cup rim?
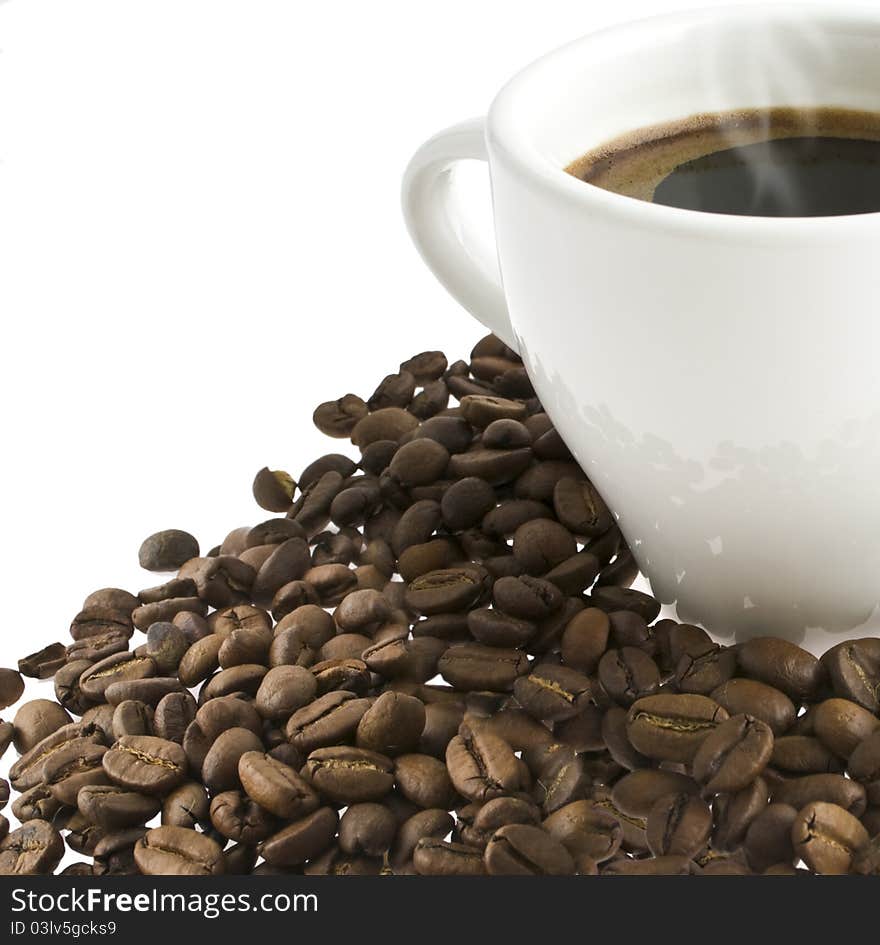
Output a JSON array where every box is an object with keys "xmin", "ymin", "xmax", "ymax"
[{"xmin": 487, "ymin": 2, "xmax": 880, "ymax": 241}]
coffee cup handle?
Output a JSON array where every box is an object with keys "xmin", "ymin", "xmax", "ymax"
[{"xmin": 402, "ymin": 117, "xmax": 518, "ymax": 352}]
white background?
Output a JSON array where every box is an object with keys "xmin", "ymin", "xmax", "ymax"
[{"xmin": 0, "ymin": 0, "xmax": 791, "ymax": 806}]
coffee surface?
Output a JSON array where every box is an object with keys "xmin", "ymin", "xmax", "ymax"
[{"xmin": 566, "ymin": 107, "xmax": 880, "ymax": 216}]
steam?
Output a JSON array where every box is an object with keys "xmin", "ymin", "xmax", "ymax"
[{"xmin": 692, "ymin": 13, "xmax": 836, "ymax": 216}]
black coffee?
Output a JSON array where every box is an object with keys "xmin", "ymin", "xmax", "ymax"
[{"xmin": 566, "ymin": 107, "xmax": 880, "ymax": 216}]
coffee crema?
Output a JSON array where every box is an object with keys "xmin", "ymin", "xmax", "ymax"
[{"xmin": 566, "ymin": 107, "xmax": 880, "ymax": 217}]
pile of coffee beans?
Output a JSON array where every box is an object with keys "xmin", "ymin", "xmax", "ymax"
[{"xmin": 1, "ymin": 334, "xmax": 880, "ymax": 876}]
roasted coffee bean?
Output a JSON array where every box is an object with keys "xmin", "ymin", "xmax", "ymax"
[
  {"xmin": 822, "ymin": 638, "xmax": 880, "ymax": 712},
  {"xmin": 10, "ymin": 784, "xmax": 63, "ymax": 824},
  {"xmin": 271, "ymin": 581, "xmax": 320, "ymax": 620},
  {"xmin": 513, "ymin": 664, "xmax": 591, "ymax": 722},
  {"xmin": 646, "ymin": 792, "xmax": 712, "ymax": 858},
  {"xmin": 772, "ymin": 773, "xmax": 866, "ymax": 816},
  {"xmin": 458, "ymin": 394, "xmax": 527, "ymax": 429},
  {"xmin": 467, "ymin": 608, "xmax": 535, "ymax": 648},
  {"xmin": 133, "ymin": 598, "xmax": 208, "ymax": 632},
  {"xmin": 675, "ymin": 644, "xmax": 737, "ymax": 695},
  {"xmin": 560, "ymin": 608, "xmax": 610, "ymax": 674},
  {"xmin": 387, "ymin": 438, "xmax": 449, "ymax": 487},
  {"xmin": 771, "ymin": 735, "xmax": 840, "ymax": 775},
  {"xmin": 134, "ymin": 825, "xmax": 225, "ymax": 875},
  {"xmin": 305, "ymin": 746, "xmax": 394, "ymax": 803},
  {"xmin": 311, "ymin": 656, "xmax": 371, "ymax": 693},
  {"xmin": 312, "ymin": 530, "xmax": 360, "ymax": 568},
  {"xmin": 0, "ymin": 820, "xmax": 64, "ymax": 875},
  {"xmin": 178, "ymin": 635, "xmax": 223, "ymax": 687},
  {"xmin": 162, "ymin": 781, "xmax": 210, "ymax": 828},
  {"xmin": 103, "ymin": 735, "xmax": 187, "ymax": 795},
  {"xmin": 848, "ymin": 730, "xmax": 880, "ymax": 805},
  {"xmin": 251, "ymin": 539, "xmax": 311, "ymax": 605},
  {"xmin": 286, "ymin": 691, "xmax": 371, "ymax": 752},
  {"xmin": 356, "ymin": 691, "xmax": 425, "ymax": 756},
  {"xmin": 405, "ymin": 566, "xmax": 487, "ymax": 615},
  {"xmin": 334, "ymin": 589, "xmax": 391, "ymax": 633},
  {"xmin": 440, "ymin": 477, "xmax": 496, "ymax": 531},
  {"xmin": 238, "ymin": 751, "xmax": 318, "ymax": 819},
  {"xmin": 106, "ymin": 677, "xmax": 185, "ymax": 707},
  {"xmin": 481, "ymin": 418, "xmax": 531, "ymax": 450},
  {"xmin": 590, "ymin": 587, "xmax": 661, "ymax": 623},
  {"xmin": 209, "ymin": 790, "xmax": 276, "ymax": 844},
  {"xmin": 713, "ymin": 777, "xmax": 770, "ymax": 851},
  {"xmin": 553, "ymin": 477, "xmax": 612, "ymax": 537},
  {"xmin": 597, "ymin": 648, "xmax": 660, "ymax": 707},
  {"xmin": 391, "ymin": 809, "xmax": 454, "ymax": 866},
  {"xmin": 710, "ymin": 678, "xmax": 796, "ymax": 736},
  {"xmin": 260, "ymin": 807, "xmax": 339, "ymax": 868},
  {"xmin": 419, "ymin": 702, "xmax": 466, "ymax": 757},
  {"xmin": 67, "ymin": 629, "xmax": 130, "ymax": 664},
  {"xmin": 626, "ymin": 694, "xmax": 728, "ymax": 763},
  {"xmin": 413, "ymin": 837, "xmax": 486, "ymax": 876},
  {"xmin": 171, "ymin": 610, "xmax": 210, "ymax": 646},
  {"xmin": 12, "ymin": 699, "xmax": 72, "ymax": 755},
  {"xmin": 692, "ymin": 714, "xmax": 774, "ymax": 795},
  {"xmin": 252, "ymin": 467, "xmax": 297, "ymax": 513},
  {"xmin": 542, "ymin": 800, "xmax": 622, "ymax": 862},
  {"xmin": 137, "ymin": 577, "xmax": 198, "ymax": 605},
  {"xmin": 43, "ymin": 740, "xmax": 109, "ymax": 805},
  {"xmin": 77, "ymin": 784, "xmax": 161, "ymax": 829},
  {"xmin": 399, "ymin": 350, "xmax": 448, "ymax": 383},
  {"xmin": 144, "ymin": 622, "xmax": 188, "ymax": 675},
  {"xmin": 813, "ymin": 697, "xmax": 880, "ymax": 758},
  {"xmin": 54, "ymin": 660, "xmax": 96, "ymax": 715},
  {"xmin": 484, "ymin": 823, "xmax": 575, "ymax": 875},
  {"xmin": 737, "ymin": 637, "xmax": 824, "ymax": 702},
  {"xmin": 445, "ymin": 724, "xmax": 518, "ymax": 802},
  {"xmin": 511, "ymin": 519, "xmax": 576, "ymax": 575},
  {"xmin": 601, "ymin": 706, "xmax": 650, "ymax": 770},
  {"xmin": 82, "ymin": 587, "xmax": 139, "ymax": 613},
  {"xmin": 515, "ymin": 462, "xmax": 582, "ymax": 503},
  {"xmin": 153, "ymin": 691, "xmax": 197, "ymax": 743},
  {"xmin": 852, "ymin": 834, "xmax": 880, "ymax": 876},
  {"xmin": 350, "ymin": 407, "xmax": 418, "ymax": 448},
  {"xmin": 492, "ymin": 575, "xmax": 562, "ymax": 621},
  {"xmin": 338, "ymin": 803, "xmax": 397, "ymax": 857},
  {"xmin": 458, "ymin": 796, "xmax": 541, "ymax": 850},
  {"xmin": 313, "ymin": 395, "xmax": 369, "ymax": 438},
  {"xmin": 483, "ymin": 501, "xmax": 551, "ymax": 540},
  {"xmin": 18, "ymin": 644, "xmax": 67, "ymax": 680},
  {"xmin": 10, "ymin": 722, "xmax": 105, "ymax": 791},
  {"xmin": 80, "ymin": 704, "xmax": 115, "ymax": 741},
  {"xmin": 438, "ymin": 642, "xmax": 529, "ymax": 692},
  {"xmin": 138, "ymin": 530, "xmax": 199, "ymax": 572},
  {"xmin": 611, "ymin": 769, "xmax": 701, "ymax": 819},
  {"xmin": 544, "ymin": 550, "xmax": 600, "ymax": 595},
  {"xmin": 599, "ymin": 854, "xmax": 690, "ymax": 876},
  {"xmin": 112, "ymin": 700, "xmax": 154, "ymax": 739},
  {"xmin": 555, "ymin": 704, "xmax": 605, "ymax": 753},
  {"xmin": 394, "ymin": 753, "xmax": 456, "ymax": 809},
  {"xmin": 532, "ymin": 747, "xmax": 589, "ymax": 814},
  {"xmin": 792, "ymin": 801, "xmax": 869, "ymax": 875},
  {"xmin": 255, "ymin": 665, "xmax": 317, "ymax": 720},
  {"xmin": 447, "ymin": 448, "xmax": 533, "ymax": 486},
  {"xmin": 201, "ymin": 728, "xmax": 264, "ymax": 793},
  {"xmin": 367, "ymin": 371, "xmax": 415, "ymax": 411},
  {"xmin": 69, "ymin": 606, "xmax": 134, "ymax": 642}
]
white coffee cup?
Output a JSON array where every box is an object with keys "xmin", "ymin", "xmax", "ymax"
[{"xmin": 402, "ymin": 4, "xmax": 880, "ymax": 650}]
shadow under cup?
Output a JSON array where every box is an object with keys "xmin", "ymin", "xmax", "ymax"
[{"xmin": 486, "ymin": 6, "xmax": 880, "ymax": 650}]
